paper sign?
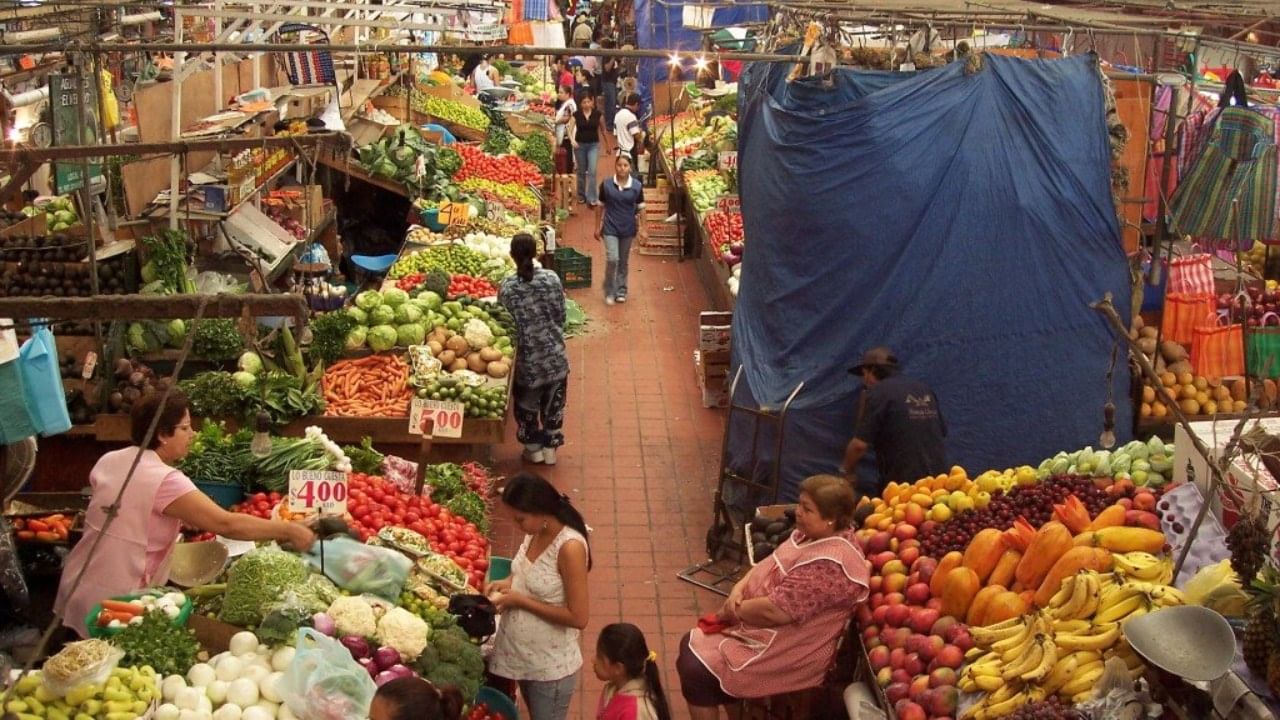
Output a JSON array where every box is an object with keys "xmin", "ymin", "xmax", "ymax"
[
  {"xmin": 81, "ymin": 351, "xmax": 97, "ymax": 380},
  {"xmin": 716, "ymin": 195, "xmax": 741, "ymax": 214},
  {"xmin": 288, "ymin": 470, "xmax": 349, "ymax": 514},
  {"xmin": 409, "ymin": 396, "xmax": 465, "ymax": 438},
  {"xmin": 440, "ymin": 202, "xmax": 470, "ymax": 226},
  {"xmin": 717, "ymin": 151, "xmax": 738, "ymax": 171}
]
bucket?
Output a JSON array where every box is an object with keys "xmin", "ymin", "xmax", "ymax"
[
  {"xmin": 487, "ymin": 556, "xmax": 512, "ymax": 583},
  {"xmin": 196, "ymin": 481, "xmax": 244, "ymax": 509},
  {"xmin": 474, "ymin": 687, "xmax": 519, "ymax": 720},
  {"xmin": 420, "ymin": 207, "xmax": 447, "ymax": 232}
]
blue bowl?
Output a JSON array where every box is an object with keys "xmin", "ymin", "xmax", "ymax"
[
  {"xmin": 474, "ymin": 687, "xmax": 519, "ymax": 720},
  {"xmin": 420, "ymin": 207, "xmax": 448, "ymax": 232}
]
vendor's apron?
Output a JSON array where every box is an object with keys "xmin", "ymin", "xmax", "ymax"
[
  {"xmin": 689, "ymin": 531, "xmax": 868, "ymax": 699},
  {"xmin": 54, "ymin": 448, "xmax": 181, "ymax": 637}
]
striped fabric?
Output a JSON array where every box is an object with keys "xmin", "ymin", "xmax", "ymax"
[
  {"xmin": 523, "ymin": 0, "xmax": 548, "ymax": 22},
  {"xmin": 276, "ymin": 25, "xmax": 336, "ymax": 86},
  {"xmin": 1170, "ymin": 107, "xmax": 1277, "ymax": 248}
]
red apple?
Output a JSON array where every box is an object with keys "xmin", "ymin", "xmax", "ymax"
[
  {"xmin": 884, "ymin": 627, "xmax": 912, "ymax": 650},
  {"xmin": 898, "ymin": 546, "xmax": 921, "ymax": 567},
  {"xmin": 905, "ymin": 633, "xmax": 930, "ymax": 656},
  {"xmin": 885, "ymin": 604, "xmax": 911, "ymax": 628},
  {"xmin": 868, "ymin": 646, "xmax": 891, "ymax": 671},
  {"xmin": 885, "ymin": 682, "xmax": 911, "ymax": 704},
  {"xmin": 865, "ymin": 635, "xmax": 883, "ymax": 650},
  {"xmin": 871, "ymin": 605, "xmax": 889, "ymax": 625},
  {"xmin": 869, "ymin": 592, "xmax": 885, "ymax": 609},
  {"xmin": 928, "ymin": 667, "xmax": 957, "ymax": 688},
  {"xmin": 909, "ymin": 607, "xmax": 940, "ymax": 635},
  {"xmin": 890, "ymin": 668, "xmax": 912, "ymax": 685},
  {"xmin": 872, "ymin": 551, "xmax": 897, "ymax": 570},
  {"xmin": 876, "ymin": 667, "xmax": 893, "ymax": 687},
  {"xmin": 935, "ymin": 645, "xmax": 964, "ymax": 670},
  {"xmin": 927, "ymin": 686, "xmax": 959, "ymax": 716},
  {"xmin": 908, "ymin": 674, "xmax": 931, "ymax": 704},
  {"xmin": 920, "ymin": 520, "xmax": 938, "ymax": 535},
  {"xmin": 894, "ymin": 523, "xmax": 918, "ymax": 541},
  {"xmin": 930, "ymin": 616, "xmax": 958, "ymax": 638},
  {"xmin": 885, "ymin": 592, "xmax": 906, "ymax": 606},
  {"xmin": 912, "ymin": 557, "xmax": 939, "ymax": 585},
  {"xmin": 863, "ymin": 625, "xmax": 881, "ymax": 642},
  {"xmin": 950, "ymin": 629, "xmax": 974, "ymax": 652},
  {"xmin": 922, "ymin": 635, "xmax": 945, "ymax": 661},
  {"xmin": 894, "ymin": 700, "xmax": 927, "ymax": 720},
  {"xmin": 905, "ymin": 583, "xmax": 932, "ymax": 606},
  {"xmin": 866, "ymin": 531, "xmax": 893, "ymax": 554},
  {"xmin": 925, "ymin": 597, "xmax": 943, "ymax": 611},
  {"xmin": 889, "ymin": 647, "xmax": 907, "ymax": 670},
  {"xmin": 943, "ymin": 623, "xmax": 968, "ymax": 645},
  {"xmin": 903, "ymin": 652, "xmax": 925, "ymax": 676}
]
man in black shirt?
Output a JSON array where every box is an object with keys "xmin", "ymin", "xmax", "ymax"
[{"xmin": 840, "ymin": 347, "xmax": 948, "ymax": 496}]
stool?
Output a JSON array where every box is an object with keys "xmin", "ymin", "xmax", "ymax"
[{"xmin": 349, "ymin": 253, "xmax": 398, "ymax": 287}]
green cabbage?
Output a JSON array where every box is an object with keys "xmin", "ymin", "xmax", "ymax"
[
  {"xmin": 416, "ymin": 291, "xmax": 443, "ymax": 310},
  {"xmin": 368, "ymin": 325, "xmax": 398, "ymax": 352},
  {"xmin": 383, "ymin": 288, "xmax": 410, "ymax": 307},
  {"xmin": 238, "ymin": 351, "xmax": 263, "ymax": 375},
  {"xmin": 346, "ymin": 326, "xmax": 368, "ymax": 350},
  {"xmin": 370, "ymin": 305, "xmax": 396, "ymax": 326},
  {"xmin": 1147, "ymin": 435, "xmax": 1165, "ymax": 457},
  {"xmin": 347, "ymin": 306, "xmax": 369, "ymax": 325},
  {"xmin": 397, "ymin": 323, "xmax": 426, "ymax": 347},
  {"xmin": 355, "ymin": 290, "xmax": 383, "ymax": 310},
  {"xmin": 232, "ymin": 371, "xmax": 257, "ymax": 389},
  {"xmin": 394, "ymin": 303, "xmax": 423, "ymax": 325}
]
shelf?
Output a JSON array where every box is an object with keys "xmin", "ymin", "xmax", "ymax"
[
  {"xmin": 92, "ymin": 410, "xmax": 507, "ymax": 446},
  {"xmin": 317, "ymin": 154, "xmax": 411, "ymax": 198},
  {"xmin": 150, "ymin": 157, "xmax": 299, "ymax": 221}
]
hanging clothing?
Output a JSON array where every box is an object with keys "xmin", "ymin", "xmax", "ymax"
[
  {"xmin": 54, "ymin": 448, "xmax": 197, "ymax": 637},
  {"xmin": 1169, "ymin": 106, "xmax": 1277, "ymax": 248}
]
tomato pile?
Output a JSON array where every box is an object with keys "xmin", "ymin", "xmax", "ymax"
[
  {"xmin": 348, "ymin": 472, "xmax": 490, "ymax": 589},
  {"xmin": 396, "ymin": 273, "xmax": 426, "ymax": 292},
  {"xmin": 454, "ymin": 144, "xmax": 543, "ymax": 186},
  {"xmin": 11, "ymin": 513, "xmax": 74, "ymax": 542},
  {"xmin": 705, "ymin": 209, "xmax": 744, "ymax": 246},
  {"xmin": 467, "ymin": 703, "xmax": 503, "ymax": 720},
  {"xmin": 448, "ymin": 274, "xmax": 498, "ymax": 299},
  {"xmin": 230, "ymin": 491, "xmax": 285, "ymax": 519}
]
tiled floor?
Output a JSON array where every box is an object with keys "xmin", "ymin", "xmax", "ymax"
[{"xmin": 486, "ymin": 157, "xmax": 728, "ymax": 719}]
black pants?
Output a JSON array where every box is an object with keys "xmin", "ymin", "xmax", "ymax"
[{"xmin": 514, "ymin": 378, "xmax": 568, "ymax": 449}]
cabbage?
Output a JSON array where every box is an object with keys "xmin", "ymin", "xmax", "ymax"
[
  {"xmin": 232, "ymin": 371, "xmax": 257, "ymax": 389},
  {"xmin": 355, "ymin": 291, "xmax": 383, "ymax": 310},
  {"xmin": 417, "ymin": 291, "xmax": 443, "ymax": 310},
  {"xmin": 346, "ymin": 326, "xmax": 368, "ymax": 350},
  {"xmin": 394, "ymin": 303, "xmax": 423, "ymax": 325},
  {"xmin": 1093, "ymin": 450, "xmax": 1112, "ymax": 477},
  {"xmin": 1147, "ymin": 435, "xmax": 1165, "ymax": 457},
  {"xmin": 368, "ymin": 325, "xmax": 398, "ymax": 352},
  {"xmin": 238, "ymin": 351, "xmax": 263, "ymax": 375},
  {"xmin": 370, "ymin": 305, "xmax": 396, "ymax": 326},
  {"xmin": 168, "ymin": 319, "xmax": 187, "ymax": 345},
  {"xmin": 346, "ymin": 306, "xmax": 369, "ymax": 325},
  {"xmin": 383, "ymin": 288, "xmax": 409, "ymax": 307},
  {"xmin": 396, "ymin": 324, "xmax": 426, "ymax": 347},
  {"xmin": 1111, "ymin": 452, "xmax": 1132, "ymax": 474}
]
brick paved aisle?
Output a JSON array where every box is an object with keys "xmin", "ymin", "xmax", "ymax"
[{"xmin": 486, "ymin": 158, "xmax": 727, "ymax": 719}]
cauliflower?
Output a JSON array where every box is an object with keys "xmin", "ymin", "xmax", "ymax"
[
  {"xmin": 375, "ymin": 607, "xmax": 430, "ymax": 661},
  {"xmin": 327, "ymin": 596, "xmax": 377, "ymax": 638},
  {"xmin": 463, "ymin": 318, "xmax": 494, "ymax": 349}
]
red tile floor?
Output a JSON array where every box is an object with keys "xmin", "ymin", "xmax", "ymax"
[{"xmin": 484, "ymin": 156, "xmax": 728, "ymax": 719}]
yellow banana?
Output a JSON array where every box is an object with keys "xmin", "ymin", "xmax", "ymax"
[
  {"xmin": 997, "ymin": 629, "xmax": 1035, "ymax": 663},
  {"xmin": 1061, "ymin": 665, "xmax": 1105, "ymax": 696},
  {"xmin": 960, "ymin": 676, "xmax": 978, "ymax": 693},
  {"xmin": 1053, "ymin": 619, "xmax": 1091, "ymax": 634},
  {"xmin": 1076, "ymin": 573, "xmax": 1102, "ymax": 619},
  {"xmin": 1002, "ymin": 637, "xmax": 1044, "ymax": 681},
  {"xmin": 1048, "ymin": 573, "xmax": 1079, "ymax": 610},
  {"xmin": 1071, "ymin": 690, "xmax": 1096, "ymax": 704},
  {"xmin": 1055, "ymin": 624, "xmax": 1121, "ymax": 652},
  {"xmin": 1051, "ymin": 573, "xmax": 1088, "ymax": 619},
  {"xmin": 1042, "ymin": 654, "xmax": 1078, "ymax": 695},
  {"xmin": 1114, "ymin": 551, "xmax": 1164, "ymax": 579},
  {"xmin": 966, "ymin": 647, "xmax": 993, "ymax": 662},
  {"xmin": 1095, "ymin": 592, "xmax": 1147, "ymax": 624},
  {"xmin": 974, "ymin": 674, "xmax": 1003, "ymax": 692},
  {"xmin": 1021, "ymin": 637, "xmax": 1058, "ymax": 682},
  {"xmin": 1097, "ymin": 578, "xmax": 1136, "ymax": 608},
  {"xmin": 966, "ymin": 661, "xmax": 1004, "ymax": 679},
  {"xmin": 1066, "ymin": 650, "xmax": 1103, "ymax": 667},
  {"xmin": 972, "ymin": 619, "xmax": 1029, "ymax": 646},
  {"xmin": 1121, "ymin": 604, "xmax": 1150, "ymax": 626},
  {"xmin": 976, "ymin": 688, "xmax": 1041, "ymax": 719}
]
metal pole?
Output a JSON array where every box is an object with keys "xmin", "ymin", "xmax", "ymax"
[
  {"xmin": 0, "ymin": 132, "xmax": 347, "ymax": 162},
  {"xmin": 73, "ymin": 54, "xmax": 105, "ymax": 378},
  {"xmin": 169, "ymin": 10, "xmax": 186, "ymax": 231},
  {"xmin": 90, "ymin": 51, "xmax": 118, "ymax": 231}
]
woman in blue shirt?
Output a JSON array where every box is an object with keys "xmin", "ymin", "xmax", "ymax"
[{"xmin": 593, "ymin": 155, "xmax": 645, "ymax": 305}]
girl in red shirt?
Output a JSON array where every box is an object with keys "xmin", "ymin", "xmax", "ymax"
[{"xmin": 593, "ymin": 624, "xmax": 672, "ymax": 720}]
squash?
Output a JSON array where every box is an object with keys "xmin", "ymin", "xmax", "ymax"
[
  {"xmin": 930, "ymin": 551, "xmax": 964, "ymax": 597},
  {"xmin": 1015, "ymin": 521, "xmax": 1073, "ymax": 591},
  {"xmin": 938, "ymin": 567, "xmax": 981, "ymax": 620},
  {"xmin": 966, "ymin": 584, "xmax": 1007, "ymax": 626},
  {"xmin": 987, "ymin": 549, "xmax": 1022, "ymax": 588},
  {"xmin": 981, "ymin": 591, "xmax": 1029, "ymax": 625},
  {"xmin": 1033, "ymin": 547, "xmax": 1115, "ymax": 607},
  {"xmin": 962, "ymin": 528, "xmax": 1006, "ymax": 583},
  {"xmin": 1074, "ymin": 527, "xmax": 1166, "ymax": 554}
]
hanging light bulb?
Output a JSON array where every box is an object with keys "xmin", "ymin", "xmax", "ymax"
[
  {"xmin": 668, "ymin": 53, "xmax": 682, "ymax": 67},
  {"xmin": 250, "ymin": 411, "xmax": 273, "ymax": 458},
  {"xmin": 694, "ymin": 55, "xmax": 709, "ymax": 71},
  {"xmin": 1098, "ymin": 401, "xmax": 1117, "ymax": 449}
]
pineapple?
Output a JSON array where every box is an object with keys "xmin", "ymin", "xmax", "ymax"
[
  {"xmin": 1244, "ymin": 566, "xmax": 1280, "ymax": 677},
  {"xmin": 1269, "ymin": 653, "xmax": 1280, "ymax": 697},
  {"xmin": 1227, "ymin": 509, "xmax": 1269, "ymax": 586}
]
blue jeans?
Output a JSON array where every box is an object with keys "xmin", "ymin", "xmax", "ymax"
[
  {"xmin": 574, "ymin": 143, "xmax": 599, "ymax": 204},
  {"xmin": 519, "ymin": 674, "xmax": 577, "ymax": 720},
  {"xmin": 603, "ymin": 82, "xmax": 618, "ymax": 127},
  {"xmin": 603, "ymin": 233, "xmax": 634, "ymax": 299}
]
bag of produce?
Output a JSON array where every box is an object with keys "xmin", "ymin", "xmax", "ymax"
[
  {"xmin": 280, "ymin": 628, "xmax": 377, "ymax": 720},
  {"xmin": 305, "ymin": 536, "xmax": 413, "ymax": 601}
]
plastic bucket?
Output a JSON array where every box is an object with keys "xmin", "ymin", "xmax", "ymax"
[
  {"xmin": 487, "ymin": 556, "xmax": 512, "ymax": 583},
  {"xmin": 196, "ymin": 481, "xmax": 244, "ymax": 509},
  {"xmin": 474, "ymin": 687, "xmax": 519, "ymax": 720}
]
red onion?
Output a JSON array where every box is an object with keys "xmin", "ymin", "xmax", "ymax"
[
  {"xmin": 387, "ymin": 664, "xmax": 415, "ymax": 679},
  {"xmin": 373, "ymin": 646, "xmax": 402, "ymax": 671},
  {"xmin": 340, "ymin": 635, "xmax": 371, "ymax": 660},
  {"xmin": 311, "ymin": 613, "xmax": 336, "ymax": 636},
  {"xmin": 375, "ymin": 670, "xmax": 398, "ymax": 687}
]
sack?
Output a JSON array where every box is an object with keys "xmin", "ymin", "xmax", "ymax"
[
  {"xmin": 448, "ymin": 593, "xmax": 497, "ymax": 638},
  {"xmin": 280, "ymin": 628, "xmax": 377, "ymax": 720},
  {"xmin": 304, "ymin": 536, "xmax": 412, "ymax": 601},
  {"xmin": 1161, "ymin": 293, "xmax": 1217, "ymax": 345},
  {"xmin": 1191, "ymin": 314, "xmax": 1245, "ymax": 380},
  {"xmin": 1248, "ymin": 312, "xmax": 1280, "ymax": 378},
  {"xmin": 1168, "ymin": 252, "xmax": 1215, "ymax": 295},
  {"xmin": 19, "ymin": 324, "xmax": 70, "ymax": 436}
]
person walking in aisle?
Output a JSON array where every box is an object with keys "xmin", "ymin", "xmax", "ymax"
[
  {"xmin": 487, "ymin": 473, "xmax": 592, "ymax": 720},
  {"xmin": 553, "ymin": 84, "xmax": 577, "ymax": 175},
  {"xmin": 599, "ymin": 40, "xmax": 623, "ymax": 138},
  {"xmin": 569, "ymin": 93, "xmax": 604, "ymax": 207},
  {"xmin": 613, "ymin": 93, "xmax": 645, "ymax": 179},
  {"xmin": 595, "ymin": 155, "xmax": 645, "ymax": 305},
  {"xmin": 498, "ymin": 234, "xmax": 569, "ymax": 465}
]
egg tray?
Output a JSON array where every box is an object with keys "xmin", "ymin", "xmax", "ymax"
[{"xmin": 1159, "ymin": 483, "xmax": 1230, "ymax": 588}]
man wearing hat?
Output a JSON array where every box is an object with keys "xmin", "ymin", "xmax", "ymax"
[{"xmin": 840, "ymin": 347, "xmax": 948, "ymax": 496}]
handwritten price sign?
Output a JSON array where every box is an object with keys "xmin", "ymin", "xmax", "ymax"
[
  {"xmin": 716, "ymin": 195, "xmax": 741, "ymax": 213},
  {"xmin": 717, "ymin": 151, "xmax": 738, "ymax": 171},
  {"xmin": 409, "ymin": 397, "xmax": 465, "ymax": 438},
  {"xmin": 288, "ymin": 470, "xmax": 349, "ymax": 514},
  {"xmin": 441, "ymin": 202, "xmax": 470, "ymax": 226}
]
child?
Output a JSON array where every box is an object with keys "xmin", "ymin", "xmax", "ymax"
[{"xmin": 593, "ymin": 623, "xmax": 672, "ymax": 720}]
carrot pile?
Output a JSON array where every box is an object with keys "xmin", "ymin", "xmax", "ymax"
[
  {"xmin": 323, "ymin": 353, "xmax": 414, "ymax": 417},
  {"xmin": 11, "ymin": 513, "xmax": 74, "ymax": 542},
  {"xmin": 95, "ymin": 599, "xmax": 145, "ymax": 627}
]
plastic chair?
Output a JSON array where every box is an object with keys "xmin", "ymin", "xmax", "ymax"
[
  {"xmin": 349, "ymin": 254, "xmax": 398, "ymax": 286},
  {"xmin": 474, "ymin": 687, "xmax": 519, "ymax": 720}
]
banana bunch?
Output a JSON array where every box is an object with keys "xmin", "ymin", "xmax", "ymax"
[{"xmin": 1113, "ymin": 551, "xmax": 1174, "ymax": 584}]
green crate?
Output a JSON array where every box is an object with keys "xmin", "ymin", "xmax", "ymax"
[
  {"xmin": 551, "ymin": 247, "xmax": 592, "ymax": 289},
  {"xmin": 86, "ymin": 589, "xmax": 194, "ymax": 638}
]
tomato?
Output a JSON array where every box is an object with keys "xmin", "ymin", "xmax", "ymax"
[{"xmin": 405, "ymin": 512, "xmax": 420, "ymax": 523}]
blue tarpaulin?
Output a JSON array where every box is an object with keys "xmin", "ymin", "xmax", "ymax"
[
  {"xmin": 632, "ymin": 0, "xmax": 767, "ymax": 110},
  {"xmin": 726, "ymin": 53, "xmax": 1133, "ymax": 503}
]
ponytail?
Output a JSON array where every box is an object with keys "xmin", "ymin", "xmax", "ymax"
[
  {"xmin": 597, "ymin": 624, "xmax": 672, "ymax": 720},
  {"xmin": 642, "ymin": 655, "xmax": 673, "ymax": 720},
  {"xmin": 554, "ymin": 494, "xmax": 593, "ymax": 570},
  {"xmin": 501, "ymin": 472, "xmax": 592, "ymax": 570},
  {"xmin": 510, "ymin": 233, "xmax": 537, "ymax": 282}
]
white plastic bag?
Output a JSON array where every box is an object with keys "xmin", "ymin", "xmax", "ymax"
[{"xmin": 280, "ymin": 628, "xmax": 377, "ymax": 720}]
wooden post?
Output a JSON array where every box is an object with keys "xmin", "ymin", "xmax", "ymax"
[{"xmin": 414, "ymin": 416, "xmax": 435, "ymax": 496}]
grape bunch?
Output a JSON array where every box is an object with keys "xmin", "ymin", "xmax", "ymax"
[
  {"xmin": 920, "ymin": 477, "xmax": 1111, "ymax": 556},
  {"xmin": 1005, "ymin": 698, "xmax": 1088, "ymax": 719}
]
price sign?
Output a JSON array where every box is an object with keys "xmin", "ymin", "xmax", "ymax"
[
  {"xmin": 288, "ymin": 470, "xmax": 349, "ymax": 514},
  {"xmin": 717, "ymin": 151, "xmax": 738, "ymax": 171},
  {"xmin": 441, "ymin": 202, "xmax": 470, "ymax": 226},
  {"xmin": 48, "ymin": 72, "xmax": 104, "ymax": 193},
  {"xmin": 409, "ymin": 397, "xmax": 465, "ymax": 438},
  {"xmin": 716, "ymin": 195, "xmax": 741, "ymax": 214}
]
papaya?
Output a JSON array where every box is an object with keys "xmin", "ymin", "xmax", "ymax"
[
  {"xmin": 1032, "ymin": 547, "xmax": 1115, "ymax": 607},
  {"xmin": 967, "ymin": 584, "xmax": 1007, "ymax": 626},
  {"xmin": 1075, "ymin": 526, "xmax": 1166, "ymax": 553},
  {"xmin": 930, "ymin": 551, "xmax": 964, "ymax": 597},
  {"xmin": 988, "ymin": 549, "xmax": 1022, "ymax": 588},
  {"xmin": 981, "ymin": 590, "xmax": 1029, "ymax": 625},
  {"xmin": 962, "ymin": 528, "xmax": 1006, "ymax": 584},
  {"xmin": 1085, "ymin": 504, "xmax": 1126, "ymax": 531},
  {"xmin": 1015, "ymin": 521, "xmax": 1073, "ymax": 591},
  {"xmin": 939, "ymin": 566, "xmax": 981, "ymax": 620}
]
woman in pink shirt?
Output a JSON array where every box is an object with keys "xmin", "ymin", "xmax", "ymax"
[{"xmin": 55, "ymin": 390, "xmax": 315, "ymax": 637}]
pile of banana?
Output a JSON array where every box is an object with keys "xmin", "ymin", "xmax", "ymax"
[{"xmin": 959, "ymin": 561, "xmax": 1185, "ymax": 718}]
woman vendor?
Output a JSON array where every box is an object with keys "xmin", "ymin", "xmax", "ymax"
[
  {"xmin": 55, "ymin": 390, "xmax": 315, "ymax": 637},
  {"xmin": 675, "ymin": 475, "xmax": 869, "ymax": 719}
]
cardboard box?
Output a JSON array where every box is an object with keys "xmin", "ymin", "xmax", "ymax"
[
  {"xmin": 699, "ymin": 311, "xmax": 732, "ymax": 352},
  {"xmin": 277, "ymin": 184, "xmax": 325, "ymax": 229},
  {"xmin": 202, "ymin": 184, "xmax": 232, "ymax": 213},
  {"xmin": 285, "ymin": 88, "xmax": 333, "ymax": 119}
]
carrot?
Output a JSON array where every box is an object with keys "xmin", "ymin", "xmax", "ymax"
[{"xmin": 102, "ymin": 600, "xmax": 145, "ymax": 615}]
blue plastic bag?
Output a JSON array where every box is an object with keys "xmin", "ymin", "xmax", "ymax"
[
  {"xmin": 280, "ymin": 628, "xmax": 377, "ymax": 720},
  {"xmin": 19, "ymin": 323, "xmax": 70, "ymax": 436},
  {"xmin": 304, "ymin": 536, "xmax": 412, "ymax": 601}
]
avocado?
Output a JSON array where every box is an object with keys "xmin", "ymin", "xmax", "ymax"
[{"xmin": 765, "ymin": 521, "xmax": 787, "ymax": 536}]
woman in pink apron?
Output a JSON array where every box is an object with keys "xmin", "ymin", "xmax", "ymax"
[
  {"xmin": 676, "ymin": 475, "xmax": 870, "ymax": 719},
  {"xmin": 55, "ymin": 390, "xmax": 315, "ymax": 637}
]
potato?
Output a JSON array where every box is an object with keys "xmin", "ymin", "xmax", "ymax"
[
  {"xmin": 1137, "ymin": 337, "xmax": 1158, "ymax": 356},
  {"xmin": 466, "ymin": 352, "xmax": 488, "ymax": 373},
  {"xmin": 437, "ymin": 350, "xmax": 457, "ymax": 367},
  {"xmin": 1140, "ymin": 326, "xmax": 1158, "ymax": 340},
  {"xmin": 446, "ymin": 335, "xmax": 470, "ymax": 354},
  {"xmin": 1168, "ymin": 360, "xmax": 1193, "ymax": 377},
  {"xmin": 1133, "ymin": 315, "xmax": 1146, "ymax": 331},
  {"xmin": 1162, "ymin": 341, "xmax": 1190, "ymax": 363},
  {"xmin": 479, "ymin": 347, "xmax": 503, "ymax": 362},
  {"xmin": 487, "ymin": 361, "xmax": 510, "ymax": 378},
  {"xmin": 449, "ymin": 358, "xmax": 469, "ymax": 372},
  {"xmin": 427, "ymin": 340, "xmax": 444, "ymax": 356}
]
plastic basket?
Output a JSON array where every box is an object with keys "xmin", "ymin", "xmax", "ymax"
[
  {"xmin": 86, "ymin": 590, "xmax": 195, "ymax": 638},
  {"xmin": 195, "ymin": 481, "xmax": 244, "ymax": 509},
  {"xmin": 419, "ymin": 207, "xmax": 448, "ymax": 232},
  {"xmin": 474, "ymin": 687, "xmax": 520, "ymax": 720},
  {"xmin": 551, "ymin": 247, "xmax": 592, "ymax": 289}
]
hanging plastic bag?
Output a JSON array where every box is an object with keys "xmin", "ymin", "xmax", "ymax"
[
  {"xmin": 304, "ymin": 536, "xmax": 412, "ymax": 601},
  {"xmin": 280, "ymin": 628, "xmax": 377, "ymax": 720},
  {"xmin": 19, "ymin": 323, "xmax": 71, "ymax": 436}
]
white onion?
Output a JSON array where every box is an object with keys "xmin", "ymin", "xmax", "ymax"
[
  {"xmin": 212, "ymin": 705, "xmax": 242, "ymax": 720},
  {"xmin": 241, "ymin": 707, "xmax": 274, "ymax": 720},
  {"xmin": 163, "ymin": 675, "xmax": 188, "ymax": 701},
  {"xmin": 206, "ymin": 680, "xmax": 229, "ymax": 705},
  {"xmin": 229, "ymin": 632, "xmax": 260, "ymax": 657},
  {"xmin": 227, "ymin": 678, "xmax": 260, "ymax": 708},
  {"xmin": 156, "ymin": 703, "xmax": 181, "ymax": 720},
  {"xmin": 187, "ymin": 663, "xmax": 216, "ymax": 688},
  {"xmin": 259, "ymin": 671, "xmax": 284, "ymax": 703},
  {"xmin": 215, "ymin": 657, "xmax": 244, "ymax": 683},
  {"xmin": 175, "ymin": 686, "xmax": 204, "ymax": 711}
]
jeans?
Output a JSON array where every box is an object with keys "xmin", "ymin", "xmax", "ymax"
[
  {"xmin": 574, "ymin": 143, "xmax": 599, "ymax": 204},
  {"xmin": 519, "ymin": 674, "xmax": 577, "ymax": 720},
  {"xmin": 603, "ymin": 82, "xmax": 618, "ymax": 127},
  {"xmin": 602, "ymin": 233, "xmax": 634, "ymax": 299},
  {"xmin": 514, "ymin": 378, "xmax": 568, "ymax": 449}
]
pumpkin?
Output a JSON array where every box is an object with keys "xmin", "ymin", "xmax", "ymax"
[
  {"xmin": 987, "ymin": 549, "xmax": 1022, "ymax": 588},
  {"xmin": 1033, "ymin": 546, "xmax": 1115, "ymax": 607},
  {"xmin": 966, "ymin": 584, "xmax": 1007, "ymax": 626},
  {"xmin": 930, "ymin": 551, "xmax": 964, "ymax": 597},
  {"xmin": 939, "ymin": 567, "xmax": 981, "ymax": 620},
  {"xmin": 962, "ymin": 528, "xmax": 1006, "ymax": 584},
  {"xmin": 1015, "ymin": 521, "xmax": 1073, "ymax": 591}
]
